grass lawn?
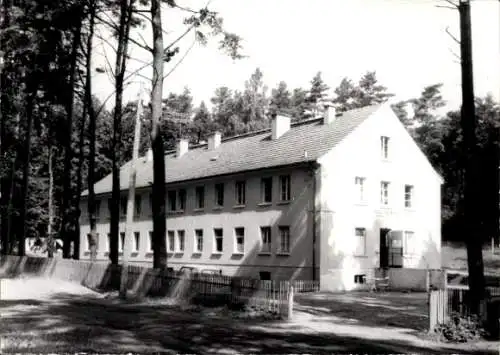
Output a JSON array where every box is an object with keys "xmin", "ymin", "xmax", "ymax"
[{"xmin": 442, "ymin": 242, "xmax": 500, "ymax": 275}]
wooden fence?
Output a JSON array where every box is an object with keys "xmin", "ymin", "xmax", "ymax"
[
  {"xmin": 0, "ymin": 255, "xmax": 296, "ymax": 318},
  {"xmin": 428, "ymin": 268, "xmax": 500, "ymax": 331}
]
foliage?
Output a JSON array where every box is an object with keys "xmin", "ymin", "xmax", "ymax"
[{"xmin": 433, "ymin": 312, "xmax": 486, "ymax": 342}]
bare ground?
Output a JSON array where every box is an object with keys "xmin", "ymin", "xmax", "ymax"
[{"xmin": 1, "ymin": 277, "xmax": 499, "ymax": 354}]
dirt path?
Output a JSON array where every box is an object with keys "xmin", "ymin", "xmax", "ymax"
[{"xmin": 0, "ymin": 279, "xmax": 498, "ymax": 354}]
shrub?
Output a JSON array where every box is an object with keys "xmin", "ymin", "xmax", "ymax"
[{"xmin": 434, "ymin": 312, "xmax": 486, "ymax": 343}]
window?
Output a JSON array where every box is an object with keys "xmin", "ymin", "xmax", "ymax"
[
  {"xmin": 380, "ymin": 181, "xmax": 389, "ymax": 206},
  {"xmin": 195, "ymin": 229, "xmax": 203, "ymax": 253},
  {"xmin": 178, "ymin": 189, "xmax": 186, "ymax": 211},
  {"xmin": 167, "ymin": 191, "xmax": 176, "ymax": 211},
  {"xmin": 278, "ymin": 226, "xmax": 290, "ymax": 254},
  {"xmin": 214, "ymin": 228, "xmax": 223, "ymax": 253},
  {"xmin": 135, "ymin": 195, "xmax": 142, "ymax": 216},
  {"xmin": 354, "ymin": 274, "xmax": 366, "ymax": 284},
  {"xmin": 279, "ymin": 175, "xmax": 291, "ymax": 201},
  {"xmin": 149, "ymin": 193, "xmax": 153, "ymax": 209},
  {"xmin": 120, "ymin": 196, "xmax": 127, "ymax": 215},
  {"xmin": 107, "ymin": 233, "xmax": 111, "ymax": 252},
  {"xmin": 235, "ymin": 181, "xmax": 246, "ymax": 205},
  {"xmin": 354, "ymin": 228, "xmax": 366, "ymax": 256},
  {"xmin": 95, "ymin": 200, "xmax": 101, "ymax": 218},
  {"xmin": 354, "ymin": 177, "xmax": 366, "ymax": 202},
  {"xmin": 167, "ymin": 230, "xmax": 175, "ymax": 252},
  {"xmin": 86, "ymin": 235, "xmax": 91, "ymax": 251},
  {"xmin": 214, "ymin": 183, "xmax": 224, "ymax": 207},
  {"xmin": 119, "ymin": 232, "xmax": 125, "ymax": 252},
  {"xmin": 108, "ymin": 198, "xmax": 112, "ymax": 213},
  {"xmin": 260, "ymin": 227, "xmax": 272, "ymax": 253},
  {"xmin": 177, "ymin": 230, "xmax": 185, "ymax": 252},
  {"xmin": 381, "ymin": 136, "xmax": 390, "ymax": 159},
  {"xmin": 234, "ymin": 227, "xmax": 245, "ymax": 254},
  {"xmin": 261, "ymin": 177, "xmax": 273, "ymax": 203},
  {"xmin": 195, "ymin": 186, "xmax": 205, "ymax": 209},
  {"xmin": 404, "ymin": 231, "xmax": 415, "ymax": 255},
  {"xmin": 259, "ymin": 271, "xmax": 271, "ymax": 280},
  {"xmin": 133, "ymin": 232, "xmax": 140, "ymax": 252},
  {"xmin": 148, "ymin": 231, "xmax": 153, "ymax": 252},
  {"xmin": 404, "ymin": 185, "xmax": 414, "ymax": 208}
]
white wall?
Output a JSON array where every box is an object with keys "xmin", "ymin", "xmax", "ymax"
[
  {"xmin": 79, "ymin": 166, "xmax": 316, "ymax": 281},
  {"xmin": 318, "ymin": 104, "xmax": 442, "ymax": 291}
]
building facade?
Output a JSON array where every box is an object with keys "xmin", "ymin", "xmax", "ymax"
[{"xmin": 79, "ymin": 103, "xmax": 443, "ymax": 291}]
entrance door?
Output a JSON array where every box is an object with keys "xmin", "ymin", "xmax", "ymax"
[{"xmin": 379, "ymin": 228, "xmax": 391, "ymax": 268}]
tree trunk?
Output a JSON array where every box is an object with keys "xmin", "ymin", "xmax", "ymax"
[
  {"xmin": 72, "ymin": 101, "xmax": 87, "ymax": 260},
  {"xmin": 85, "ymin": 0, "xmax": 98, "ymax": 263},
  {"xmin": 18, "ymin": 85, "xmax": 37, "ymax": 256},
  {"xmin": 459, "ymin": 0, "xmax": 485, "ymax": 315},
  {"xmin": 61, "ymin": 14, "xmax": 83, "ymax": 258},
  {"xmin": 109, "ymin": 0, "xmax": 133, "ymax": 265},
  {"xmin": 0, "ymin": 0, "xmax": 13, "ymax": 255},
  {"xmin": 47, "ymin": 144, "xmax": 54, "ymax": 258},
  {"xmin": 150, "ymin": 0, "xmax": 167, "ymax": 270},
  {"xmin": 120, "ymin": 85, "xmax": 143, "ymax": 299}
]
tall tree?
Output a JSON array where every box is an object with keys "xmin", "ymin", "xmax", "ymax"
[
  {"xmin": 305, "ymin": 71, "xmax": 329, "ymax": 118},
  {"xmin": 60, "ymin": 4, "xmax": 84, "ymax": 258},
  {"xmin": 269, "ymin": 81, "xmax": 291, "ymax": 117},
  {"xmin": 150, "ymin": 0, "xmax": 167, "ymax": 269}
]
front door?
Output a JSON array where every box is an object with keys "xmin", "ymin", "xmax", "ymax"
[{"xmin": 379, "ymin": 228, "xmax": 391, "ymax": 268}]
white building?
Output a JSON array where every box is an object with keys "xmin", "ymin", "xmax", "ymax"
[{"xmin": 79, "ymin": 103, "xmax": 443, "ymax": 291}]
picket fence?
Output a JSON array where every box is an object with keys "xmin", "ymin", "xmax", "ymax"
[{"xmin": 0, "ymin": 255, "xmax": 302, "ymax": 318}]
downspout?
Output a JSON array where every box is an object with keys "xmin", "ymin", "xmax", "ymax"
[{"xmin": 310, "ymin": 161, "xmax": 320, "ymax": 282}]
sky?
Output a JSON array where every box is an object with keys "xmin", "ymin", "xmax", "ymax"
[{"xmin": 92, "ymin": 0, "xmax": 500, "ymax": 113}]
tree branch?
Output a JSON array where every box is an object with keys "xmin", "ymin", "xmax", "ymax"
[
  {"xmin": 163, "ymin": 37, "xmax": 196, "ymax": 81},
  {"xmin": 445, "ymin": 26, "xmax": 461, "ymax": 45}
]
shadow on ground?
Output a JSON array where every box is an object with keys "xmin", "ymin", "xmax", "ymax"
[
  {"xmin": 294, "ymin": 291, "xmax": 429, "ymax": 331},
  {"xmin": 0, "ymin": 292, "xmax": 496, "ymax": 354}
]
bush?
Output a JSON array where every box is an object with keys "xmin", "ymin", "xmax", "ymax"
[{"xmin": 434, "ymin": 312, "xmax": 487, "ymax": 343}]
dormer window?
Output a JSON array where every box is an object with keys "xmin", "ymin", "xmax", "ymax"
[{"xmin": 380, "ymin": 136, "xmax": 390, "ymax": 160}]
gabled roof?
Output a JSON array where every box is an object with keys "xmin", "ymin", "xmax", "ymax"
[{"xmin": 84, "ymin": 104, "xmax": 382, "ymax": 196}]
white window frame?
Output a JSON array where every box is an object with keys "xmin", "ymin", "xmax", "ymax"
[
  {"xmin": 404, "ymin": 185, "xmax": 414, "ymax": 208},
  {"xmin": 278, "ymin": 226, "xmax": 290, "ymax": 254},
  {"xmin": 235, "ymin": 181, "xmax": 246, "ymax": 206},
  {"xmin": 260, "ymin": 226, "xmax": 272, "ymax": 253},
  {"xmin": 380, "ymin": 136, "xmax": 390, "ymax": 160},
  {"xmin": 354, "ymin": 227, "xmax": 367, "ymax": 256},
  {"xmin": 177, "ymin": 230, "xmax": 185, "ymax": 252},
  {"xmin": 167, "ymin": 230, "xmax": 175, "ymax": 252},
  {"xmin": 279, "ymin": 175, "xmax": 291, "ymax": 202},
  {"xmin": 234, "ymin": 227, "xmax": 245, "ymax": 254},
  {"xmin": 148, "ymin": 231, "xmax": 153, "ymax": 252},
  {"xmin": 380, "ymin": 181, "xmax": 390, "ymax": 206},
  {"xmin": 194, "ymin": 229, "xmax": 203, "ymax": 253},
  {"xmin": 214, "ymin": 228, "xmax": 223, "ymax": 253},
  {"xmin": 404, "ymin": 230, "xmax": 415, "ymax": 255},
  {"xmin": 119, "ymin": 232, "xmax": 125, "ymax": 252},
  {"xmin": 133, "ymin": 231, "xmax": 140, "ymax": 252},
  {"xmin": 354, "ymin": 176, "xmax": 366, "ymax": 203}
]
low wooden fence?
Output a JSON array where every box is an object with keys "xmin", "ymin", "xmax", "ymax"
[
  {"xmin": 0, "ymin": 255, "xmax": 296, "ymax": 318},
  {"xmin": 428, "ymin": 269, "xmax": 500, "ymax": 332}
]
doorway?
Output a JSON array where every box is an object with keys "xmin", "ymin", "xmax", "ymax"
[{"xmin": 379, "ymin": 228, "xmax": 391, "ymax": 268}]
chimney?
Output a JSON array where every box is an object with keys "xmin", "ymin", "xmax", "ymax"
[
  {"xmin": 323, "ymin": 104, "xmax": 337, "ymax": 125},
  {"xmin": 146, "ymin": 148, "xmax": 153, "ymax": 162},
  {"xmin": 207, "ymin": 131, "xmax": 222, "ymax": 150},
  {"xmin": 176, "ymin": 138, "xmax": 189, "ymax": 158},
  {"xmin": 271, "ymin": 115, "xmax": 291, "ymax": 140}
]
